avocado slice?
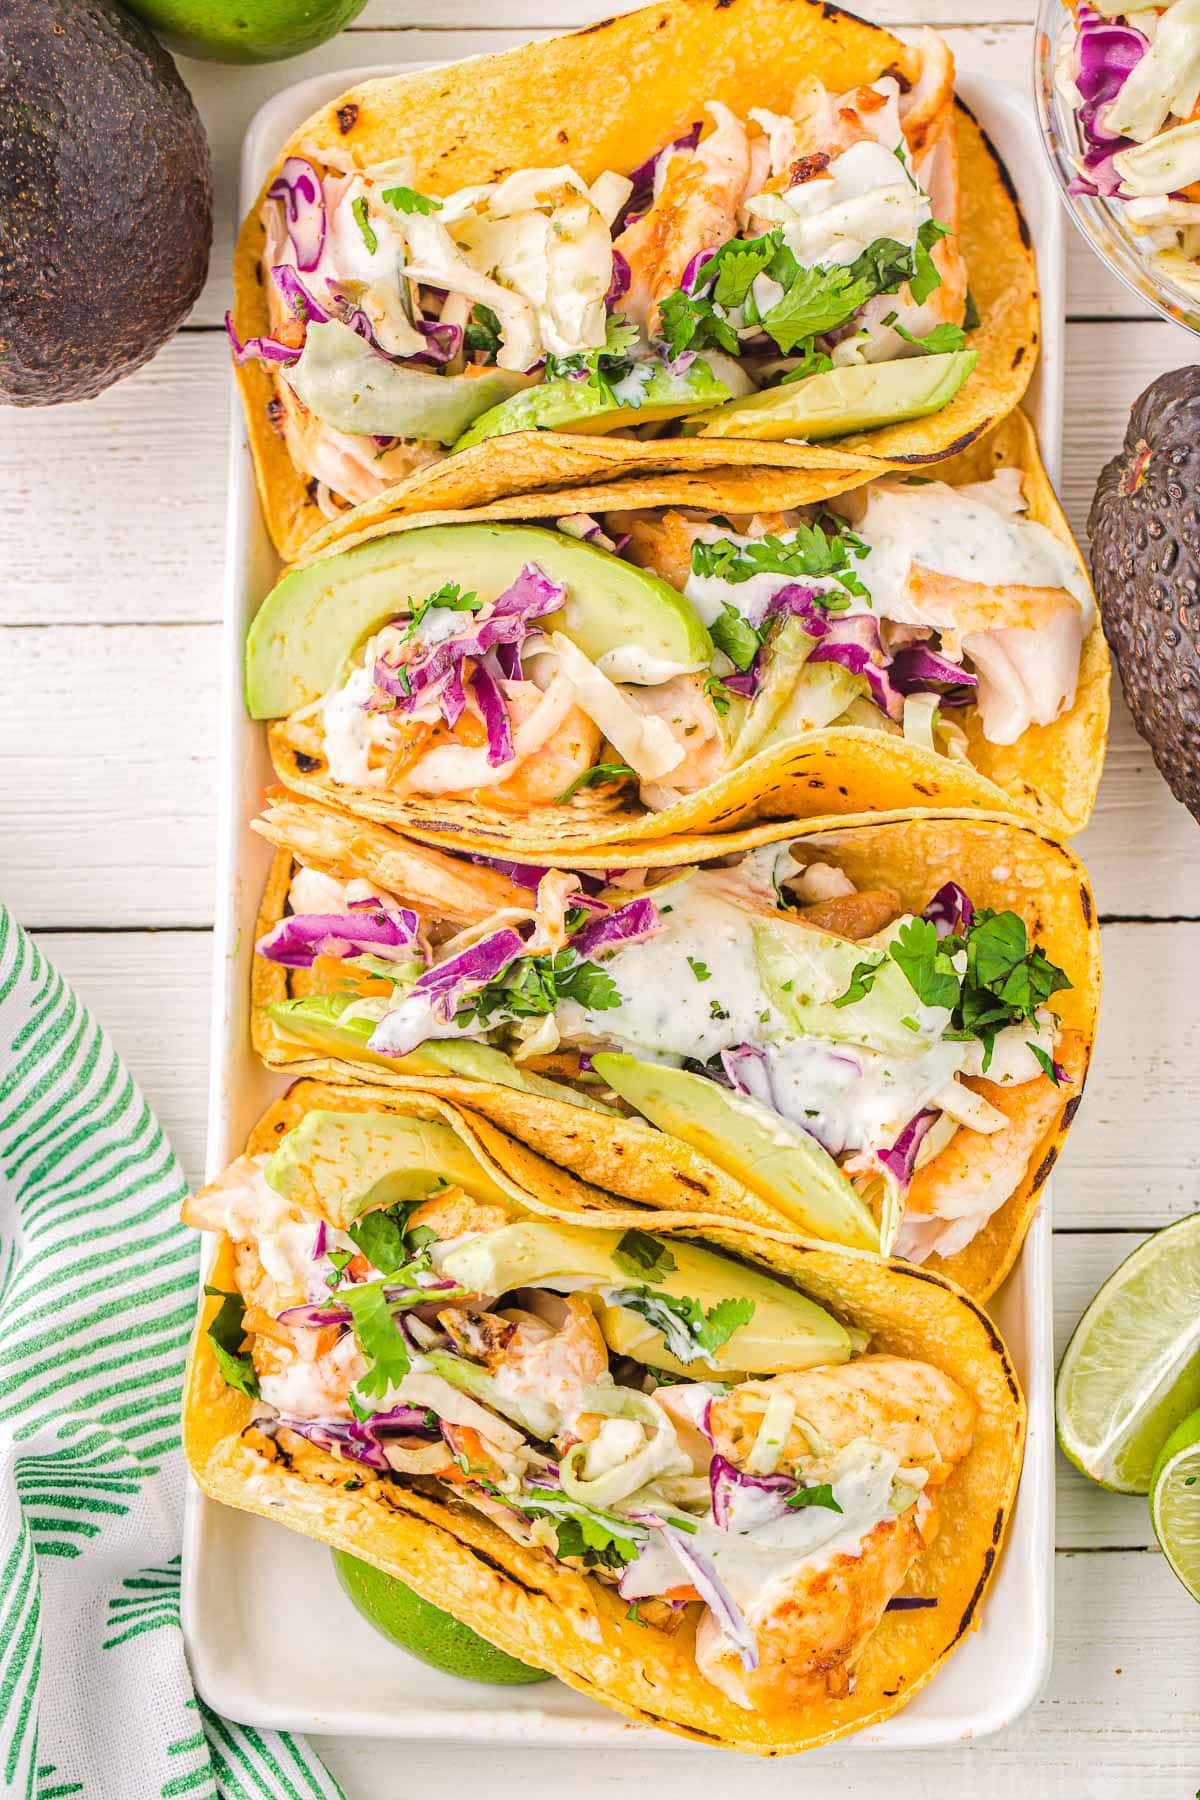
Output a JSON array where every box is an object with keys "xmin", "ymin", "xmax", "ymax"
[
  {"xmin": 439, "ymin": 1221, "xmax": 851, "ymax": 1372},
  {"xmin": 245, "ymin": 522, "xmax": 713, "ymax": 720},
  {"xmin": 590, "ymin": 1053, "xmax": 879, "ymax": 1252},
  {"xmin": 452, "ymin": 357, "xmax": 731, "ymax": 451},
  {"xmin": 692, "ymin": 350, "xmax": 978, "ymax": 442},
  {"xmin": 266, "ymin": 996, "xmax": 616, "ymax": 1114},
  {"xmin": 286, "ymin": 320, "xmax": 530, "ymax": 447},
  {"xmin": 263, "ymin": 1108, "xmax": 512, "ymax": 1227},
  {"xmin": 751, "ymin": 916, "xmax": 942, "ymax": 1055}
]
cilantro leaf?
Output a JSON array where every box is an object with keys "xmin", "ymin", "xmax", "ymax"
[
  {"xmin": 612, "ymin": 1229, "xmax": 678, "ymax": 1285},
  {"xmin": 380, "ymin": 185, "xmax": 442, "ymax": 215},
  {"xmin": 204, "ymin": 1286, "xmax": 259, "ymax": 1399},
  {"xmin": 889, "ymin": 917, "xmax": 962, "ymax": 1011},
  {"xmin": 686, "ymin": 957, "xmax": 711, "ymax": 982},
  {"xmin": 833, "ymin": 957, "xmax": 884, "ymax": 1008},
  {"xmin": 785, "ymin": 1482, "xmax": 843, "ymax": 1513},
  {"xmin": 759, "ymin": 263, "xmax": 873, "ymax": 353},
  {"xmin": 910, "ymin": 218, "xmax": 950, "ymax": 306},
  {"xmin": 556, "ymin": 762, "xmax": 636, "ymax": 804},
  {"xmin": 464, "ymin": 303, "xmax": 503, "ymax": 363},
  {"xmin": 612, "ymin": 1288, "xmax": 754, "ymax": 1363},
  {"xmin": 545, "ymin": 316, "xmax": 641, "ymax": 399},
  {"xmin": 1027, "ymin": 1043, "xmax": 1062, "ymax": 1085},
  {"xmin": 710, "ymin": 603, "xmax": 763, "ymax": 672},
  {"xmin": 402, "ymin": 581, "xmax": 480, "ymax": 642},
  {"xmin": 455, "ymin": 945, "xmax": 621, "ymax": 1028},
  {"xmin": 351, "ymin": 195, "xmax": 378, "ymax": 256},
  {"xmin": 348, "ymin": 1201, "xmax": 427, "ymax": 1276},
  {"xmin": 846, "ymin": 235, "xmax": 918, "ymax": 294},
  {"xmin": 884, "ymin": 317, "xmax": 967, "ymax": 356},
  {"xmin": 690, "ymin": 520, "xmax": 870, "ymax": 603},
  {"xmin": 658, "ymin": 287, "xmax": 731, "ymax": 359},
  {"xmin": 343, "ymin": 1280, "xmax": 413, "ymax": 1403},
  {"xmin": 703, "ymin": 674, "xmax": 737, "ymax": 716},
  {"xmin": 779, "ymin": 344, "xmax": 835, "ymax": 385}
]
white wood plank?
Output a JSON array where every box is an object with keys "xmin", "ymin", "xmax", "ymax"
[
  {"xmin": 314, "ymin": 1545, "xmax": 1199, "ymax": 1794},
  {"xmin": 0, "ymin": 625, "xmax": 218, "ymax": 928},
  {"xmin": 30, "ymin": 930, "xmax": 213, "ymax": 1186},
  {"xmin": 12, "ymin": 921, "xmax": 1169, "ymax": 1552}
]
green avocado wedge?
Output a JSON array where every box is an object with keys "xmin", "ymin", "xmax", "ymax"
[
  {"xmin": 287, "ymin": 321, "xmax": 531, "ymax": 446},
  {"xmin": 263, "ymin": 1109, "xmax": 513, "ymax": 1225},
  {"xmin": 244, "ymin": 522, "xmax": 713, "ymax": 719},
  {"xmin": 591, "ymin": 1054, "xmax": 880, "ymax": 1252},
  {"xmin": 332, "ymin": 1552, "xmax": 550, "ymax": 1684},
  {"xmin": 692, "ymin": 349, "xmax": 978, "ymax": 442},
  {"xmin": 438, "ymin": 1220, "xmax": 852, "ymax": 1372},
  {"xmin": 452, "ymin": 357, "xmax": 731, "ymax": 450},
  {"xmin": 266, "ymin": 996, "xmax": 617, "ymax": 1114}
]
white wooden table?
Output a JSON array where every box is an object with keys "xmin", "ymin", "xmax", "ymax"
[{"xmin": 3, "ymin": 2, "xmax": 1198, "ymax": 1791}]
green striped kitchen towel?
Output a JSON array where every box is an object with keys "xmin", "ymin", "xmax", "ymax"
[{"xmin": 0, "ymin": 908, "xmax": 345, "ymax": 1800}]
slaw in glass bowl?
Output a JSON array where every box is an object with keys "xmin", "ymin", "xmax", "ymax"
[{"xmin": 1034, "ymin": 0, "xmax": 1200, "ymax": 332}]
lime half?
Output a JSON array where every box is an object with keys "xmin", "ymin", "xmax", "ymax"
[
  {"xmin": 1150, "ymin": 1410, "xmax": 1200, "ymax": 1602},
  {"xmin": 332, "ymin": 1550, "xmax": 550, "ymax": 1685},
  {"xmin": 1056, "ymin": 1213, "xmax": 1200, "ymax": 1493}
]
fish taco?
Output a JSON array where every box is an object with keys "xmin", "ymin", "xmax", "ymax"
[
  {"xmin": 248, "ymin": 798, "xmax": 1099, "ymax": 1299},
  {"xmin": 182, "ymin": 1079, "xmax": 1025, "ymax": 1752},
  {"xmin": 228, "ymin": 0, "xmax": 1038, "ymax": 559},
  {"xmin": 251, "ymin": 410, "xmax": 1107, "ymax": 849}
]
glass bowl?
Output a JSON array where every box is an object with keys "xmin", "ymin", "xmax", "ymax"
[{"xmin": 1033, "ymin": 0, "xmax": 1200, "ymax": 333}]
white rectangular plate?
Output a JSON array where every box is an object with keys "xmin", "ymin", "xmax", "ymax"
[{"xmin": 183, "ymin": 60, "xmax": 1060, "ymax": 1748}]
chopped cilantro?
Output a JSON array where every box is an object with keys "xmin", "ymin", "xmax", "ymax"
[
  {"xmin": 454, "ymin": 946, "xmax": 621, "ymax": 1029},
  {"xmin": 343, "ymin": 1280, "xmax": 413, "ymax": 1403},
  {"xmin": 544, "ymin": 316, "xmax": 641, "ymax": 402},
  {"xmin": 464, "ymin": 303, "xmax": 503, "ymax": 363},
  {"xmin": 1027, "ymin": 1043, "xmax": 1062, "ymax": 1085},
  {"xmin": 691, "ymin": 520, "xmax": 870, "ymax": 603},
  {"xmin": 204, "ymin": 1286, "xmax": 259, "ymax": 1399},
  {"xmin": 380, "ymin": 185, "xmax": 442, "ymax": 215},
  {"xmin": 758, "ymin": 263, "xmax": 873, "ymax": 353},
  {"xmin": 401, "ymin": 581, "xmax": 480, "ymax": 645},
  {"xmin": 556, "ymin": 762, "xmax": 636, "ymax": 804},
  {"xmin": 612, "ymin": 1229, "xmax": 677, "ymax": 1285},
  {"xmin": 613, "ymin": 1288, "xmax": 754, "ymax": 1363},
  {"xmin": 326, "ymin": 1246, "xmax": 354, "ymax": 1289},
  {"xmin": 889, "ymin": 917, "xmax": 962, "ymax": 1012},
  {"xmin": 885, "ymin": 317, "xmax": 968, "ymax": 356},
  {"xmin": 626, "ymin": 1602, "xmax": 649, "ymax": 1626},
  {"xmin": 779, "ymin": 344, "xmax": 835, "ymax": 385},
  {"xmin": 910, "ymin": 219, "xmax": 950, "ymax": 305},
  {"xmin": 709, "ymin": 999, "xmax": 730, "ymax": 1021},
  {"xmin": 686, "ymin": 957, "xmax": 712, "ymax": 982},
  {"xmin": 785, "ymin": 1482, "xmax": 843, "ymax": 1514},
  {"xmin": 709, "ymin": 603, "xmax": 763, "ymax": 672},
  {"xmin": 833, "ymin": 957, "xmax": 884, "ymax": 1008},
  {"xmin": 703, "ymin": 674, "xmax": 736, "ymax": 716},
  {"xmin": 348, "ymin": 1201, "xmax": 427, "ymax": 1276},
  {"xmin": 351, "ymin": 195, "xmax": 377, "ymax": 255},
  {"xmin": 963, "ymin": 289, "xmax": 981, "ymax": 331}
]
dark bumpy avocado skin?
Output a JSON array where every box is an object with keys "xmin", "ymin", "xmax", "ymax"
[
  {"xmin": 0, "ymin": 0, "xmax": 212, "ymax": 404},
  {"xmin": 1089, "ymin": 366, "xmax": 1200, "ymax": 823}
]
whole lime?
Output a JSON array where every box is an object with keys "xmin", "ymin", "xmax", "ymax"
[
  {"xmin": 125, "ymin": 0, "xmax": 368, "ymax": 63},
  {"xmin": 332, "ymin": 1551, "xmax": 551, "ymax": 1685}
]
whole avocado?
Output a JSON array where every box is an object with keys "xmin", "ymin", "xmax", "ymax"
[
  {"xmin": 0, "ymin": 0, "xmax": 212, "ymax": 405},
  {"xmin": 1089, "ymin": 366, "xmax": 1200, "ymax": 823}
]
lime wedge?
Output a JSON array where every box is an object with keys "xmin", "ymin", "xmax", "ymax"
[
  {"xmin": 332, "ymin": 1550, "xmax": 550, "ymax": 1684},
  {"xmin": 1056, "ymin": 1213, "xmax": 1200, "ymax": 1493},
  {"xmin": 1150, "ymin": 1410, "xmax": 1200, "ymax": 1602}
]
